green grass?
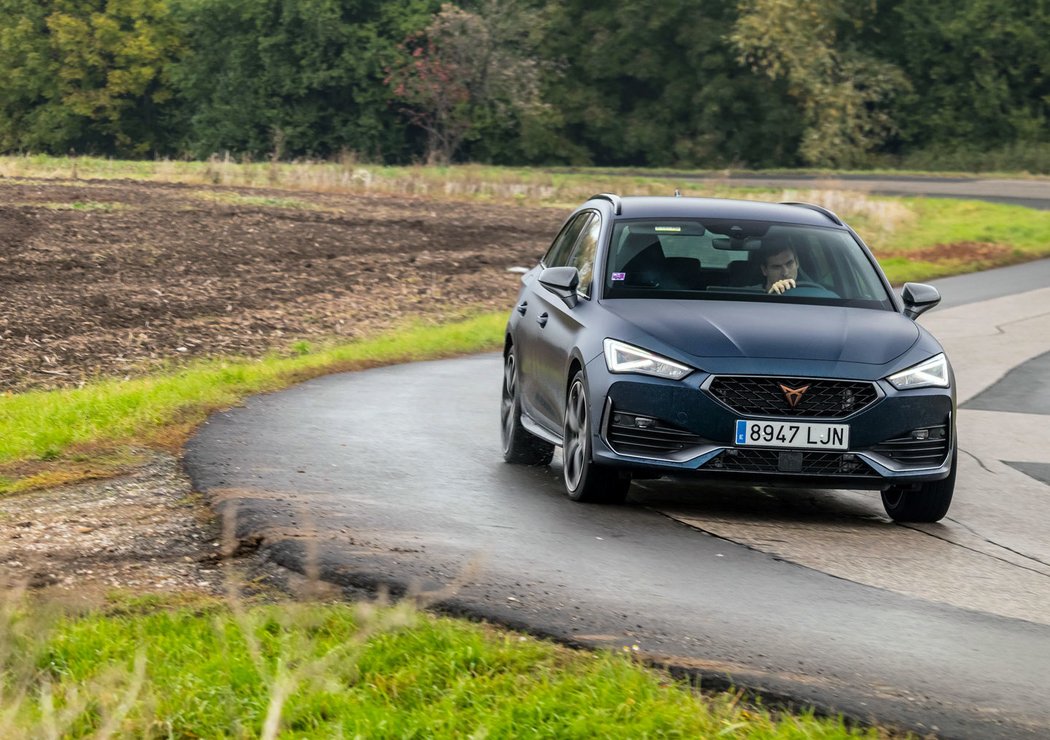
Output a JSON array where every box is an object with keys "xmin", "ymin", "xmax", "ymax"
[
  {"xmin": 10, "ymin": 200, "xmax": 125, "ymax": 211},
  {"xmin": 871, "ymin": 197, "xmax": 1050, "ymax": 283},
  {"xmin": 0, "ymin": 313, "xmax": 507, "ymax": 489},
  {"xmin": 188, "ymin": 189, "xmax": 318, "ymax": 209},
  {"xmin": 1, "ymin": 595, "xmax": 878, "ymax": 738}
]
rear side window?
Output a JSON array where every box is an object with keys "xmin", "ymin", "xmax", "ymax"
[{"xmin": 543, "ymin": 212, "xmax": 592, "ymax": 267}]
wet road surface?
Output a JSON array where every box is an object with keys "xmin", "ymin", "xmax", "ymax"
[{"xmin": 186, "ymin": 184, "xmax": 1050, "ymax": 737}]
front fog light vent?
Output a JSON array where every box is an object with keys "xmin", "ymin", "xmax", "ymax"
[
  {"xmin": 606, "ymin": 410, "xmax": 706, "ymax": 458},
  {"xmin": 868, "ymin": 424, "xmax": 950, "ymax": 467},
  {"xmin": 910, "ymin": 427, "xmax": 945, "ymax": 441},
  {"xmin": 613, "ymin": 413, "xmax": 656, "ymax": 429}
]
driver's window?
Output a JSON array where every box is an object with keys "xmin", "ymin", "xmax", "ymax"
[
  {"xmin": 543, "ymin": 212, "xmax": 591, "ymax": 268},
  {"xmin": 566, "ymin": 213, "xmax": 601, "ymax": 297}
]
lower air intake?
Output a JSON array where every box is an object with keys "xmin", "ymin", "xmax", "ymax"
[{"xmin": 706, "ymin": 449, "xmax": 878, "ymax": 477}]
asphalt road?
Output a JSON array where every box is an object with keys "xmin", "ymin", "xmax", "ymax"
[{"xmin": 185, "ymin": 183, "xmax": 1050, "ymax": 738}]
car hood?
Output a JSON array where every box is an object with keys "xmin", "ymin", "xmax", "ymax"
[{"xmin": 602, "ymin": 299, "xmax": 919, "ymax": 366}]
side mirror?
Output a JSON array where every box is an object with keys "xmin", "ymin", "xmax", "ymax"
[
  {"xmin": 538, "ymin": 266, "xmax": 580, "ymax": 308},
  {"xmin": 901, "ymin": 282, "xmax": 941, "ymax": 319}
]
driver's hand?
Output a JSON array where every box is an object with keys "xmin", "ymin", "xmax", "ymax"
[{"xmin": 768, "ymin": 278, "xmax": 796, "ymax": 295}]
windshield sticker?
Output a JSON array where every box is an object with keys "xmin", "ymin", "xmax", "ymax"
[
  {"xmin": 611, "ymin": 272, "xmax": 626, "ymax": 281},
  {"xmin": 654, "ymin": 226, "xmax": 682, "ymax": 232}
]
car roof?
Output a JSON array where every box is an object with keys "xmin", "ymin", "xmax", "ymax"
[{"xmin": 584, "ymin": 195, "xmax": 844, "ymax": 228}]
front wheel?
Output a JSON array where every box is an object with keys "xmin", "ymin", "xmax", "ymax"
[
  {"xmin": 881, "ymin": 445, "xmax": 957, "ymax": 523},
  {"xmin": 501, "ymin": 347, "xmax": 554, "ymax": 465},
  {"xmin": 562, "ymin": 372, "xmax": 631, "ymax": 503}
]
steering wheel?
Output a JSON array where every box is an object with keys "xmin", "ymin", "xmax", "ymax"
[{"xmin": 786, "ymin": 280, "xmax": 840, "ymax": 298}]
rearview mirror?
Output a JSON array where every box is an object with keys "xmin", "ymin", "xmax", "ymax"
[
  {"xmin": 712, "ymin": 236, "xmax": 762, "ymax": 251},
  {"xmin": 538, "ymin": 266, "xmax": 580, "ymax": 308},
  {"xmin": 901, "ymin": 282, "xmax": 941, "ymax": 319}
]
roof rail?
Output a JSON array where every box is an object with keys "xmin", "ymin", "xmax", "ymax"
[
  {"xmin": 588, "ymin": 193, "xmax": 622, "ymax": 215},
  {"xmin": 780, "ymin": 201, "xmax": 843, "ymax": 226}
]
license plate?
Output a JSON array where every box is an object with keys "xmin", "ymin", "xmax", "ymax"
[{"xmin": 735, "ymin": 420, "xmax": 849, "ymax": 450}]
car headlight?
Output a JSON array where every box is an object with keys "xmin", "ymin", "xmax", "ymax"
[
  {"xmin": 603, "ymin": 339, "xmax": 692, "ymax": 380},
  {"xmin": 887, "ymin": 353, "xmax": 950, "ymax": 390}
]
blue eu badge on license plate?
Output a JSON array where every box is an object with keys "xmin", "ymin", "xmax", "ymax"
[{"xmin": 735, "ymin": 420, "xmax": 747, "ymax": 444}]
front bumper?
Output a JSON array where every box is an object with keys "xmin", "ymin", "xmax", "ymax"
[{"xmin": 586, "ymin": 363, "xmax": 955, "ymax": 491}]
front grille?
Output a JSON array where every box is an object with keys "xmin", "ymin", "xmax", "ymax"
[
  {"xmin": 707, "ymin": 376, "xmax": 878, "ymax": 418},
  {"xmin": 867, "ymin": 426, "xmax": 949, "ymax": 467},
  {"xmin": 705, "ymin": 449, "xmax": 877, "ymax": 477},
  {"xmin": 606, "ymin": 411, "xmax": 707, "ymax": 457}
]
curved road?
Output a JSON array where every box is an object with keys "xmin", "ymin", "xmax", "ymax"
[{"xmin": 186, "ymin": 182, "xmax": 1050, "ymax": 738}]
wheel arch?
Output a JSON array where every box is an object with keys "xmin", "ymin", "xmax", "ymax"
[{"xmin": 566, "ymin": 355, "xmax": 585, "ymax": 399}]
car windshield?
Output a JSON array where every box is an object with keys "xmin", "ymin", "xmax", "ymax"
[{"xmin": 602, "ymin": 219, "xmax": 894, "ymax": 310}]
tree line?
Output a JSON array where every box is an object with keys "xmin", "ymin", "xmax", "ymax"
[{"xmin": 1, "ymin": 0, "xmax": 1048, "ymax": 171}]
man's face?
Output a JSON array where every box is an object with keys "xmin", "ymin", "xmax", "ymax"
[{"xmin": 761, "ymin": 249, "xmax": 798, "ymax": 287}]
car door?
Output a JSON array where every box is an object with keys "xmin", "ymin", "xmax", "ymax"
[
  {"xmin": 528, "ymin": 211, "xmax": 602, "ymax": 433},
  {"xmin": 517, "ymin": 212, "xmax": 593, "ymax": 424}
]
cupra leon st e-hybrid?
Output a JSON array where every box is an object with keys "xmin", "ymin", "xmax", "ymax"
[{"xmin": 500, "ymin": 194, "xmax": 956, "ymax": 522}]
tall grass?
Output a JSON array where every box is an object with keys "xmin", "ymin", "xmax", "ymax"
[
  {"xmin": 0, "ymin": 154, "xmax": 770, "ymax": 206},
  {"xmin": 8, "ymin": 155, "xmax": 1050, "ymax": 257},
  {"xmin": 0, "ymin": 588, "xmax": 879, "ymax": 738}
]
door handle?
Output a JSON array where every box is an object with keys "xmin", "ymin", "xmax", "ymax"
[
  {"xmin": 517, "ymin": 301, "xmax": 528, "ymax": 315},
  {"xmin": 537, "ymin": 312, "xmax": 549, "ymax": 328}
]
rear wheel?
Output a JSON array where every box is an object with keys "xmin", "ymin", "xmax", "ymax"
[
  {"xmin": 501, "ymin": 347, "xmax": 554, "ymax": 465},
  {"xmin": 881, "ymin": 444, "xmax": 956, "ymax": 523},
  {"xmin": 562, "ymin": 372, "xmax": 631, "ymax": 503}
]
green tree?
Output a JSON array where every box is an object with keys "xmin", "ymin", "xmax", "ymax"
[
  {"xmin": 536, "ymin": 0, "xmax": 803, "ymax": 168},
  {"xmin": 0, "ymin": 0, "xmax": 184, "ymax": 155},
  {"xmin": 385, "ymin": 1, "xmax": 546, "ymax": 164},
  {"xmin": 731, "ymin": 0, "xmax": 908, "ymax": 167},
  {"xmin": 0, "ymin": 0, "xmax": 66, "ymax": 152},
  {"xmin": 170, "ymin": 0, "xmax": 438, "ymax": 160},
  {"xmin": 885, "ymin": 0, "xmax": 1050, "ymax": 153}
]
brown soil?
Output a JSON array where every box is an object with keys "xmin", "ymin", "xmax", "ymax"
[
  {"xmin": 0, "ymin": 176, "xmax": 562, "ymax": 603},
  {"xmin": 0, "ymin": 177, "xmax": 562, "ymax": 393}
]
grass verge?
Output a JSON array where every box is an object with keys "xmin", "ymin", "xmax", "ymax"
[
  {"xmin": 1, "ymin": 591, "xmax": 880, "ymax": 738},
  {"xmin": 0, "ymin": 312, "xmax": 507, "ymax": 494}
]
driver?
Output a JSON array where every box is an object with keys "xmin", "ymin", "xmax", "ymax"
[{"xmin": 758, "ymin": 245, "xmax": 800, "ymax": 294}]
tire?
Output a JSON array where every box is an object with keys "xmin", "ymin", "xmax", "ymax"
[
  {"xmin": 881, "ymin": 444, "xmax": 956, "ymax": 523},
  {"xmin": 562, "ymin": 371, "xmax": 632, "ymax": 503},
  {"xmin": 501, "ymin": 346, "xmax": 554, "ymax": 465}
]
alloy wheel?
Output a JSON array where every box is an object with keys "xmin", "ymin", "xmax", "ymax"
[
  {"xmin": 500, "ymin": 352, "xmax": 517, "ymax": 452},
  {"xmin": 563, "ymin": 379, "xmax": 588, "ymax": 490}
]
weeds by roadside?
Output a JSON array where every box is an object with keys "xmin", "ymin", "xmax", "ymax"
[{"xmin": 0, "ymin": 506, "xmax": 887, "ymax": 739}]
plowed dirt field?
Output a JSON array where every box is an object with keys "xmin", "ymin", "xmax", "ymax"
[{"xmin": 0, "ymin": 177, "xmax": 563, "ymax": 393}]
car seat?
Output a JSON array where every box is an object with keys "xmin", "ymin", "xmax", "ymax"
[
  {"xmin": 620, "ymin": 237, "xmax": 667, "ymax": 288},
  {"xmin": 724, "ymin": 258, "xmax": 761, "ymax": 287},
  {"xmin": 663, "ymin": 257, "xmax": 704, "ymax": 290}
]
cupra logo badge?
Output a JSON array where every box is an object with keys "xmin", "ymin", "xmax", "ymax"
[{"xmin": 779, "ymin": 383, "xmax": 810, "ymax": 408}]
